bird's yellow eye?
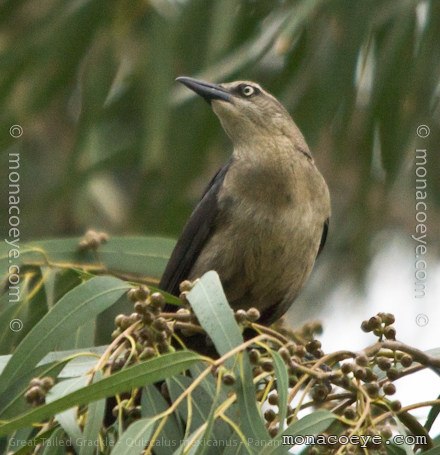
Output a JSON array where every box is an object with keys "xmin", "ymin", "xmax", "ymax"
[{"xmin": 241, "ymin": 85, "xmax": 256, "ymax": 97}]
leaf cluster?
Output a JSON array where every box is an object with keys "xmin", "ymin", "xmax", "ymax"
[
  {"xmin": 1, "ymin": 0, "xmax": 439, "ymax": 293},
  {"xmin": 0, "ymin": 235, "xmax": 439, "ymax": 454}
]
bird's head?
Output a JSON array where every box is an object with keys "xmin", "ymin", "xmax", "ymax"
[{"xmin": 176, "ymin": 76, "xmax": 309, "ymax": 154}]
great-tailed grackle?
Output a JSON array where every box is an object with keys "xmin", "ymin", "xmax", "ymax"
[{"xmin": 160, "ymin": 77, "xmax": 330, "ymax": 326}]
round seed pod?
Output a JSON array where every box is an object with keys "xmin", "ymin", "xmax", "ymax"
[
  {"xmin": 383, "ymin": 382, "xmax": 397, "ymax": 396},
  {"xmin": 400, "ymin": 354, "xmax": 413, "ymax": 368},
  {"xmin": 246, "ymin": 308, "xmax": 260, "ymax": 322}
]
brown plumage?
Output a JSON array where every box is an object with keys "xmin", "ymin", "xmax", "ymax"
[{"xmin": 160, "ymin": 77, "xmax": 330, "ymax": 326}]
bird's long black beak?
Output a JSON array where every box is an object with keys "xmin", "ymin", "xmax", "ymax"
[{"xmin": 176, "ymin": 76, "xmax": 231, "ymax": 103}]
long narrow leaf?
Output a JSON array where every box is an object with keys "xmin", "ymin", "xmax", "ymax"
[
  {"xmin": 188, "ymin": 272, "xmax": 269, "ymax": 446},
  {"xmin": 80, "ymin": 371, "xmax": 105, "ymax": 455},
  {"xmin": 47, "ymin": 377, "xmax": 88, "ymax": 449},
  {"xmin": 269, "ymin": 350, "xmax": 289, "ymax": 431},
  {"xmin": 268, "ymin": 410, "xmax": 336, "ymax": 454},
  {"xmin": 141, "ymin": 384, "xmax": 182, "ymax": 454},
  {"xmin": 0, "ymin": 237, "xmax": 175, "ymax": 281},
  {"xmin": 111, "ymin": 418, "xmax": 157, "ymax": 455},
  {"xmin": 0, "ymin": 276, "xmax": 129, "ymax": 395},
  {"xmin": 235, "ymin": 353, "xmax": 270, "ymax": 450},
  {"xmin": 187, "ymin": 271, "xmax": 242, "ymax": 362},
  {"xmin": 0, "ymin": 351, "xmax": 202, "ymax": 437},
  {"xmin": 424, "ymin": 393, "xmax": 440, "ymax": 432}
]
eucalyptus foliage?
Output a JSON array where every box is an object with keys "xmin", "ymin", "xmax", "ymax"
[
  {"xmin": 0, "ymin": 237, "xmax": 439, "ymax": 454},
  {"xmin": 1, "ymin": 0, "xmax": 439, "ymax": 292}
]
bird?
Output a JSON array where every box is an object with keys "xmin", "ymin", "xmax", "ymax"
[{"xmin": 160, "ymin": 77, "xmax": 330, "ymax": 326}]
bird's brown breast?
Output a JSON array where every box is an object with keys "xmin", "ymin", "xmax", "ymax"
[{"xmin": 189, "ymin": 155, "xmax": 329, "ymax": 323}]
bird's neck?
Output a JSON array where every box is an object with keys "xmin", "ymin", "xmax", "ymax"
[
  {"xmin": 224, "ymin": 137, "xmax": 316, "ymax": 210},
  {"xmin": 232, "ymin": 134, "xmax": 311, "ymax": 171}
]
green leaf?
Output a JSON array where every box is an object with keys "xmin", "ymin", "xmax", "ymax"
[
  {"xmin": 40, "ymin": 427, "xmax": 66, "ymax": 455},
  {"xmin": 166, "ymin": 371, "xmax": 232, "ymax": 454},
  {"xmin": 187, "ymin": 271, "xmax": 243, "ymax": 363},
  {"xmin": 188, "ymin": 361, "xmax": 232, "ymax": 443},
  {"xmin": 141, "ymin": 384, "xmax": 182, "ymax": 454},
  {"xmin": 56, "ymin": 317, "xmax": 96, "ymax": 351},
  {"xmin": 4, "ymin": 427, "xmax": 35, "ymax": 455},
  {"xmin": 44, "ymin": 268, "xmax": 82, "ymax": 309},
  {"xmin": 424, "ymin": 393, "xmax": 440, "ymax": 432},
  {"xmin": 0, "ymin": 301, "xmax": 23, "ymax": 354},
  {"xmin": 189, "ymin": 381, "xmax": 223, "ymax": 455},
  {"xmin": 0, "ymin": 237, "xmax": 175, "ymax": 282},
  {"xmin": 167, "ymin": 375, "xmax": 213, "ymax": 435},
  {"xmin": 7, "ymin": 427, "xmax": 59, "ymax": 455},
  {"xmin": 0, "ymin": 351, "xmax": 202, "ymax": 437},
  {"xmin": 386, "ymin": 444, "xmax": 410, "ymax": 455},
  {"xmin": 0, "ymin": 276, "xmax": 129, "ymax": 395},
  {"xmin": 47, "ymin": 376, "xmax": 89, "ymax": 449},
  {"xmin": 110, "ymin": 418, "xmax": 156, "ymax": 455},
  {"xmin": 189, "ymin": 362, "xmax": 217, "ymax": 399},
  {"xmin": 0, "ymin": 269, "xmax": 49, "ymax": 355},
  {"xmin": 424, "ymin": 348, "xmax": 440, "ymax": 377},
  {"xmin": 51, "ymin": 348, "xmax": 105, "ymax": 378},
  {"xmin": 0, "ymin": 346, "xmax": 106, "ymax": 379},
  {"xmin": 80, "ymin": 371, "xmax": 105, "ymax": 455},
  {"xmin": 418, "ymin": 445, "xmax": 440, "ymax": 455},
  {"xmin": 95, "ymin": 293, "xmax": 133, "ymax": 346},
  {"xmin": 234, "ymin": 353, "xmax": 270, "ymax": 450},
  {"xmin": 0, "ymin": 359, "xmax": 67, "ymax": 419},
  {"xmin": 23, "ymin": 346, "xmax": 105, "ymax": 378},
  {"xmin": 223, "ymin": 435, "xmax": 251, "ymax": 455},
  {"xmin": 187, "ymin": 273, "xmax": 268, "ymax": 446},
  {"xmin": 269, "ymin": 350, "xmax": 289, "ymax": 430},
  {"xmin": 269, "ymin": 410, "xmax": 336, "ymax": 454}
]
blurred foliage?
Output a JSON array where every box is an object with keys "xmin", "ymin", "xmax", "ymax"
[{"xmin": 1, "ymin": 0, "xmax": 440, "ymax": 300}]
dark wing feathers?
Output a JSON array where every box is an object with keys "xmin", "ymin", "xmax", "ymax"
[
  {"xmin": 317, "ymin": 217, "xmax": 329, "ymax": 256},
  {"xmin": 159, "ymin": 160, "xmax": 232, "ymax": 297}
]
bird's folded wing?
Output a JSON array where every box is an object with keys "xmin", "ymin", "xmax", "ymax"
[
  {"xmin": 159, "ymin": 159, "xmax": 232, "ymax": 297},
  {"xmin": 317, "ymin": 217, "xmax": 329, "ymax": 256}
]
